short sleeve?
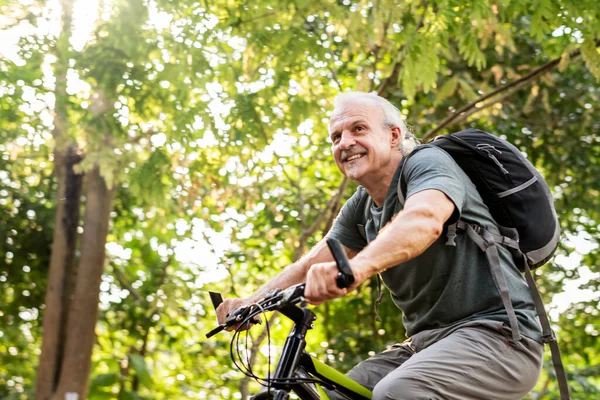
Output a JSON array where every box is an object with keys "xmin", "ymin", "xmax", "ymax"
[
  {"xmin": 404, "ymin": 146, "xmax": 466, "ymax": 223},
  {"xmin": 326, "ymin": 186, "xmax": 369, "ymax": 252}
]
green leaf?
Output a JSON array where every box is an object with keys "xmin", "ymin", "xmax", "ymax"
[
  {"xmin": 581, "ymin": 37, "xmax": 600, "ymax": 79},
  {"xmin": 89, "ymin": 391, "xmax": 118, "ymax": 400},
  {"xmin": 457, "ymin": 78, "xmax": 478, "ymax": 101},
  {"xmin": 90, "ymin": 373, "xmax": 119, "ymax": 387},
  {"xmin": 435, "ymin": 76, "xmax": 458, "ymax": 105},
  {"xmin": 129, "ymin": 354, "xmax": 152, "ymax": 387}
]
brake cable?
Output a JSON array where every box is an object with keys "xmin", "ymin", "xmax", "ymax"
[{"xmin": 229, "ymin": 302, "xmax": 332, "ymax": 390}]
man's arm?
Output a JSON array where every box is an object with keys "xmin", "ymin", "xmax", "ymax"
[
  {"xmin": 304, "ymin": 189, "xmax": 455, "ymax": 304},
  {"xmin": 352, "ymin": 188, "xmax": 454, "ymax": 276},
  {"xmin": 216, "ymin": 237, "xmax": 357, "ymax": 325}
]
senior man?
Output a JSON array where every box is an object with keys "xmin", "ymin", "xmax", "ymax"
[{"xmin": 217, "ymin": 92, "xmax": 543, "ymax": 399}]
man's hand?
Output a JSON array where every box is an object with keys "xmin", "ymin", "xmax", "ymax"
[
  {"xmin": 304, "ymin": 260, "xmax": 367, "ymax": 305},
  {"xmin": 216, "ymin": 298, "xmax": 254, "ymax": 331}
]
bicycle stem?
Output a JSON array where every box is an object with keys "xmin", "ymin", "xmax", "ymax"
[{"xmin": 271, "ymin": 307, "xmax": 317, "ymax": 391}]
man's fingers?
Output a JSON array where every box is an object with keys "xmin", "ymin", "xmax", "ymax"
[
  {"xmin": 305, "ymin": 285, "xmax": 348, "ymax": 305},
  {"xmin": 225, "ymin": 321, "xmax": 253, "ymax": 332},
  {"xmin": 216, "ymin": 298, "xmax": 248, "ymax": 325}
]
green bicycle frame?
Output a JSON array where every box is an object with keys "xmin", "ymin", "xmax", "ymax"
[{"xmin": 299, "ymin": 353, "xmax": 371, "ymax": 399}]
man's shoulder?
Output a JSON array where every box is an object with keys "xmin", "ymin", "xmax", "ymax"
[
  {"xmin": 403, "ymin": 144, "xmax": 468, "ymax": 184},
  {"xmin": 335, "ymin": 185, "xmax": 369, "ymax": 216},
  {"xmin": 406, "ymin": 144, "xmax": 456, "ymax": 167}
]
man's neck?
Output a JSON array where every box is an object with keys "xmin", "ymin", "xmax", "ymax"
[
  {"xmin": 360, "ymin": 160, "xmax": 402, "ymax": 207},
  {"xmin": 365, "ymin": 185, "xmax": 389, "ymax": 207}
]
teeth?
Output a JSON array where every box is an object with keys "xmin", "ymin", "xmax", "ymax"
[{"xmin": 346, "ymin": 154, "xmax": 363, "ymax": 162}]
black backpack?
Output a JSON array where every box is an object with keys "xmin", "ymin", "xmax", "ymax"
[
  {"xmin": 394, "ymin": 128, "xmax": 569, "ymax": 399},
  {"xmin": 399, "ymin": 128, "xmax": 560, "ymax": 268}
]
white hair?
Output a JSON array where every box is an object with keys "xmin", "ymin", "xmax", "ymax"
[{"xmin": 332, "ymin": 91, "xmax": 419, "ymax": 155}]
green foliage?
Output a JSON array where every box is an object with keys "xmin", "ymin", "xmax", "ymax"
[
  {"xmin": 0, "ymin": 130, "xmax": 54, "ymax": 398},
  {"xmin": 0, "ymin": 0, "xmax": 599, "ymax": 398},
  {"xmin": 90, "ymin": 373, "xmax": 119, "ymax": 388}
]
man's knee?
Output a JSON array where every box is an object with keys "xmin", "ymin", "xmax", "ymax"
[{"xmin": 372, "ymin": 374, "xmax": 434, "ymax": 400}]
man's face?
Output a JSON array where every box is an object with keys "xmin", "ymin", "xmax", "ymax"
[{"xmin": 329, "ymin": 100, "xmax": 399, "ymax": 184}]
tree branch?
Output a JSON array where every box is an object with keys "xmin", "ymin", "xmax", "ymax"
[
  {"xmin": 293, "ymin": 176, "xmax": 349, "ymax": 261},
  {"xmin": 225, "ymin": 11, "xmax": 276, "ymax": 28},
  {"xmin": 369, "ymin": 5, "xmax": 394, "ymax": 92},
  {"xmin": 421, "ymin": 44, "xmax": 590, "ymax": 141},
  {"xmin": 112, "ymin": 264, "xmax": 144, "ymax": 304},
  {"xmin": 328, "ymin": 65, "xmax": 344, "ymax": 91},
  {"xmin": 432, "ymin": 78, "xmax": 529, "ymax": 133},
  {"xmin": 321, "ymin": 177, "xmax": 350, "ymax": 237}
]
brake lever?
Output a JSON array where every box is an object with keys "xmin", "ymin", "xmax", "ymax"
[
  {"xmin": 227, "ymin": 304, "xmax": 262, "ymax": 327},
  {"xmin": 209, "ymin": 292, "xmax": 223, "ymax": 309},
  {"xmin": 207, "ymin": 289, "xmax": 295, "ymax": 339},
  {"xmin": 281, "ymin": 283, "xmax": 306, "ymax": 304}
]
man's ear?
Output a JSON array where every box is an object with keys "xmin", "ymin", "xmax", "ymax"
[{"xmin": 389, "ymin": 125, "xmax": 402, "ymax": 147}]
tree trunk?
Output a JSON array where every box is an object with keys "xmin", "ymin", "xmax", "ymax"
[
  {"xmin": 52, "ymin": 166, "xmax": 116, "ymax": 399},
  {"xmin": 36, "ymin": 147, "xmax": 82, "ymax": 400}
]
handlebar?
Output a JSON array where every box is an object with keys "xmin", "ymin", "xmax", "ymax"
[
  {"xmin": 206, "ymin": 238, "xmax": 354, "ymax": 338},
  {"xmin": 326, "ymin": 238, "xmax": 355, "ymax": 288},
  {"xmin": 206, "ymin": 283, "xmax": 306, "ymax": 338}
]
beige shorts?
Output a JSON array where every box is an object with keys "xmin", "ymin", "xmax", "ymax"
[{"xmin": 327, "ymin": 320, "xmax": 544, "ymax": 400}]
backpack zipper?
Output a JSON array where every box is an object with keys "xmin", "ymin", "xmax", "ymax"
[{"xmin": 476, "ymin": 144, "xmax": 509, "ymax": 175}]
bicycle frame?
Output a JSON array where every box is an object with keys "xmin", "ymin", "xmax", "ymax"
[
  {"xmin": 294, "ymin": 354, "xmax": 372, "ymax": 399},
  {"xmin": 253, "ymin": 302, "xmax": 371, "ymax": 399}
]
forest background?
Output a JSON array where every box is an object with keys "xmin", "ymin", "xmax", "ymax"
[{"xmin": 0, "ymin": 0, "xmax": 599, "ymax": 399}]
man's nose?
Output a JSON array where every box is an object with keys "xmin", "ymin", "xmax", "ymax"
[{"xmin": 338, "ymin": 132, "xmax": 356, "ymax": 149}]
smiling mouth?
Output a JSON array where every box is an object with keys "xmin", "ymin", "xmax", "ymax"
[{"xmin": 343, "ymin": 153, "xmax": 366, "ymax": 163}]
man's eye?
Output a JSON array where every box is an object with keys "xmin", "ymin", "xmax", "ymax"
[
  {"xmin": 332, "ymin": 134, "xmax": 341, "ymax": 142},
  {"xmin": 355, "ymin": 126, "xmax": 365, "ymax": 131}
]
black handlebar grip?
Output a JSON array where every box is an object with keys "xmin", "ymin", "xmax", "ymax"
[
  {"xmin": 326, "ymin": 238, "xmax": 355, "ymax": 289},
  {"xmin": 209, "ymin": 292, "xmax": 224, "ymax": 310},
  {"xmin": 206, "ymin": 325, "xmax": 225, "ymax": 338}
]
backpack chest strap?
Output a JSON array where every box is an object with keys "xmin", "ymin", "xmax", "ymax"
[{"xmin": 451, "ymin": 220, "xmax": 520, "ymax": 251}]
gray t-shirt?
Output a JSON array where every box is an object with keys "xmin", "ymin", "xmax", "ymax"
[{"xmin": 328, "ymin": 146, "xmax": 542, "ymax": 342}]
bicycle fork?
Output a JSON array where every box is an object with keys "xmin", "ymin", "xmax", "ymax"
[{"xmin": 256, "ymin": 306, "xmax": 317, "ymax": 399}]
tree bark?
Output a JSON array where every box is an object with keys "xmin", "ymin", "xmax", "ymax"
[
  {"xmin": 36, "ymin": 147, "xmax": 82, "ymax": 400},
  {"xmin": 52, "ymin": 166, "xmax": 116, "ymax": 399}
]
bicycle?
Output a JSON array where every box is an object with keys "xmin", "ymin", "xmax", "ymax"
[{"xmin": 206, "ymin": 238, "xmax": 372, "ymax": 399}]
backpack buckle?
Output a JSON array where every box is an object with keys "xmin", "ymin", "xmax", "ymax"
[
  {"xmin": 445, "ymin": 223, "xmax": 458, "ymax": 246},
  {"xmin": 541, "ymin": 330, "xmax": 556, "ymax": 344}
]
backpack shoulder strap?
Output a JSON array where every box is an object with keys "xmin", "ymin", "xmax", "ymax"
[
  {"xmin": 396, "ymin": 147, "xmax": 427, "ymax": 206},
  {"xmin": 457, "ymin": 222, "xmax": 522, "ymax": 343}
]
